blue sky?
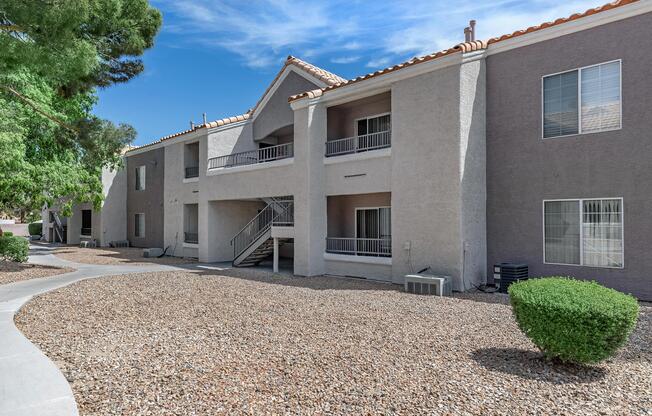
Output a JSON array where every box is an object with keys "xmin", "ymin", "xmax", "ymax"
[{"xmin": 94, "ymin": 0, "xmax": 608, "ymax": 146}]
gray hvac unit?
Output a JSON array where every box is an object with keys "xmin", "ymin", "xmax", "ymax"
[{"xmin": 493, "ymin": 263, "xmax": 528, "ymax": 293}]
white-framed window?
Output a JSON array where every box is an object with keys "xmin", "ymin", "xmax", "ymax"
[
  {"xmin": 355, "ymin": 113, "xmax": 391, "ymax": 137},
  {"xmin": 543, "ymin": 198, "xmax": 623, "ymax": 268},
  {"xmin": 134, "ymin": 213, "xmax": 145, "ymax": 238},
  {"xmin": 135, "ymin": 165, "xmax": 146, "ymax": 190},
  {"xmin": 542, "ymin": 60, "xmax": 621, "ymax": 139}
]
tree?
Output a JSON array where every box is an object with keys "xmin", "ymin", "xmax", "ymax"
[{"xmin": 0, "ymin": 0, "xmax": 161, "ymax": 232}]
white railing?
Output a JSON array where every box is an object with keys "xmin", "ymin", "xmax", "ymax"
[
  {"xmin": 325, "ymin": 237, "xmax": 392, "ymax": 257},
  {"xmin": 208, "ymin": 143, "xmax": 293, "ymax": 170},
  {"xmin": 325, "ymin": 130, "xmax": 391, "ymax": 157}
]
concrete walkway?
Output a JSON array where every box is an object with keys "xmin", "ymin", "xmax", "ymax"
[{"xmin": 0, "ymin": 245, "xmax": 190, "ymax": 416}]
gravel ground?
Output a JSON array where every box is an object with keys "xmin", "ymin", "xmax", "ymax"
[
  {"xmin": 53, "ymin": 246, "xmax": 196, "ymax": 265},
  {"xmin": 0, "ymin": 261, "xmax": 74, "ymax": 285},
  {"xmin": 15, "ymin": 269, "xmax": 652, "ymax": 415}
]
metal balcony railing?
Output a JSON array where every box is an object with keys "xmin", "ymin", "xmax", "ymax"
[
  {"xmin": 208, "ymin": 143, "xmax": 293, "ymax": 170},
  {"xmin": 185, "ymin": 166, "xmax": 199, "ymax": 178},
  {"xmin": 325, "ymin": 130, "xmax": 391, "ymax": 157},
  {"xmin": 184, "ymin": 232, "xmax": 199, "ymax": 244},
  {"xmin": 325, "ymin": 237, "xmax": 392, "ymax": 257}
]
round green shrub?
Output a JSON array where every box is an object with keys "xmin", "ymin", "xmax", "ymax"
[
  {"xmin": 508, "ymin": 277, "xmax": 639, "ymax": 364},
  {"xmin": 3, "ymin": 231, "xmax": 13, "ymax": 237},
  {"xmin": 0, "ymin": 235, "xmax": 29, "ymax": 263},
  {"xmin": 28, "ymin": 222, "xmax": 42, "ymax": 236}
]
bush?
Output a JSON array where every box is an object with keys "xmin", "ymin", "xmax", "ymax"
[
  {"xmin": 2, "ymin": 232, "xmax": 13, "ymax": 237},
  {"xmin": 0, "ymin": 235, "xmax": 29, "ymax": 263},
  {"xmin": 28, "ymin": 222, "xmax": 42, "ymax": 236},
  {"xmin": 508, "ymin": 277, "xmax": 639, "ymax": 364}
]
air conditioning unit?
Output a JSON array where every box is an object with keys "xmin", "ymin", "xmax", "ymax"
[
  {"xmin": 494, "ymin": 263, "xmax": 528, "ymax": 293},
  {"xmin": 404, "ymin": 274, "xmax": 452, "ymax": 296},
  {"xmin": 143, "ymin": 247, "xmax": 163, "ymax": 258},
  {"xmin": 109, "ymin": 240, "xmax": 130, "ymax": 248}
]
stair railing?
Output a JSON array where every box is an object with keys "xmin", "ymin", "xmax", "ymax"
[{"xmin": 231, "ymin": 200, "xmax": 294, "ymax": 260}]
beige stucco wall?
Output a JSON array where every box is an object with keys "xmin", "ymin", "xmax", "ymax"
[
  {"xmin": 324, "ymin": 152, "xmax": 391, "ymax": 196},
  {"xmin": 324, "ymin": 257, "xmax": 392, "ymax": 281}
]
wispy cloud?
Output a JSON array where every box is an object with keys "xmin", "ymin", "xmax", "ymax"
[
  {"xmin": 155, "ymin": 0, "xmax": 610, "ymax": 71},
  {"xmin": 331, "ymin": 56, "xmax": 361, "ymax": 64}
]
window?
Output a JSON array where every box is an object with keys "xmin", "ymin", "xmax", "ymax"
[
  {"xmin": 543, "ymin": 60, "xmax": 621, "ymax": 138},
  {"xmin": 135, "ymin": 165, "xmax": 146, "ymax": 190},
  {"xmin": 544, "ymin": 199, "xmax": 623, "ymax": 268},
  {"xmin": 356, "ymin": 114, "xmax": 391, "ymax": 136},
  {"xmin": 134, "ymin": 213, "xmax": 145, "ymax": 238},
  {"xmin": 355, "ymin": 207, "xmax": 391, "ymax": 257},
  {"xmin": 81, "ymin": 210, "xmax": 92, "ymax": 236}
]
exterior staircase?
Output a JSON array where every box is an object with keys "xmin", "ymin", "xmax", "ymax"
[
  {"xmin": 52, "ymin": 211, "xmax": 67, "ymax": 243},
  {"xmin": 232, "ymin": 199, "xmax": 293, "ymax": 267}
]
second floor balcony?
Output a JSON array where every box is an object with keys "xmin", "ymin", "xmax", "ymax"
[
  {"xmin": 325, "ymin": 130, "xmax": 391, "ymax": 157},
  {"xmin": 208, "ymin": 142, "xmax": 294, "ymax": 170}
]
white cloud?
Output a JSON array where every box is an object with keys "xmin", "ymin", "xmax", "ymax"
[
  {"xmin": 155, "ymin": 0, "xmax": 610, "ymax": 71},
  {"xmin": 331, "ymin": 56, "xmax": 360, "ymax": 64}
]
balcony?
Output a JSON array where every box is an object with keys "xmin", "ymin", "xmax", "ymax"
[
  {"xmin": 326, "ymin": 237, "xmax": 391, "ymax": 257},
  {"xmin": 208, "ymin": 143, "xmax": 293, "ymax": 170},
  {"xmin": 185, "ymin": 166, "xmax": 199, "ymax": 179},
  {"xmin": 325, "ymin": 130, "xmax": 391, "ymax": 157}
]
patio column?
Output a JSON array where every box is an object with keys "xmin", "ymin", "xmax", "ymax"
[
  {"xmin": 291, "ymin": 101, "xmax": 327, "ymax": 277},
  {"xmin": 273, "ymin": 237, "xmax": 279, "ymax": 273}
]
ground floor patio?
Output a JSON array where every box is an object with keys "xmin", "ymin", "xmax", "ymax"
[{"xmin": 9, "ymin": 247, "xmax": 652, "ymax": 415}]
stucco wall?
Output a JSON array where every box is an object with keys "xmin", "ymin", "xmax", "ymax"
[
  {"xmin": 486, "ymin": 12, "xmax": 652, "ymax": 300},
  {"xmin": 324, "ymin": 257, "xmax": 392, "ymax": 281},
  {"xmin": 164, "ymin": 139, "xmax": 200, "ymax": 257},
  {"xmin": 324, "ymin": 152, "xmax": 391, "ymax": 196},
  {"xmin": 327, "ymin": 192, "xmax": 391, "ymax": 237},
  {"xmin": 200, "ymin": 200, "xmax": 265, "ymax": 262},
  {"xmin": 99, "ymin": 165, "xmax": 127, "ymax": 246},
  {"xmin": 253, "ymin": 70, "xmax": 320, "ymax": 142},
  {"xmin": 126, "ymin": 147, "xmax": 165, "ymax": 248},
  {"xmin": 327, "ymin": 92, "xmax": 391, "ymax": 140},
  {"xmin": 391, "ymin": 66, "xmax": 464, "ymax": 288}
]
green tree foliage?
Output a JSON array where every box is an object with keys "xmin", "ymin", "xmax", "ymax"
[{"xmin": 0, "ymin": 0, "xmax": 160, "ymax": 222}]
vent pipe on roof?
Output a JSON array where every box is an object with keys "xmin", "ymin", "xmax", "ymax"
[
  {"xmin": 463, "ymin": 20, "xmax": 477, "ymax": 42},
  {"xmin": 202, "ymin": 113, "xmax": 207, "ymax": 125},
  {"xmin": 190, "ymin": 121, "xmax": 195, "ymax": 130}
]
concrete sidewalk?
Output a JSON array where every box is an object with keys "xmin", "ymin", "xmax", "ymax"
[{"xmin": 0, "ymin": 245, "xmax": 185, "ymax": 416}]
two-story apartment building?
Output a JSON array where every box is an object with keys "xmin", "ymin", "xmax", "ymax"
[{"xmin": 43, "ymin": 0, "xmax": 652, "ymax": 300}]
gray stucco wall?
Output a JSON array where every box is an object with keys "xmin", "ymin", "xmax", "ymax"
[
  {"xmin": 253, "ymin": 70, "xmax": 320, "ymax": 141},
  {"xmin": 164, "ymin": 139, "xmax": 200, "ymax": 258},
  {"xmin": 100, "ymin": 165, "xmax": 127, "ymax": 246},
  {"xmin": 391, "ymin": 66, "xmax": 463, "ymax": 287},
  {"xmin": 126, "ymin": 147, "xmax": 165, "ymax": 248},
  {"xmin": 486, "ymin": 13, "xmax": 652, "ymax": 300}
]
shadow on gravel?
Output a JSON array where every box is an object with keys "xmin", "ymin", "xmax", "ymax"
[
  {"xmin": 190, "ymin": 266, "xmax": 401, "ymax": 292},
  {"xmin": 471, "ymin": 347, "xmax": 607, "ymax": 384}
]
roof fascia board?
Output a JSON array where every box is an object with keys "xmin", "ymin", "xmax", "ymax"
[
  {"xmin": 291, "ymin": 52, "xmax": 462, "ymax": 110},
  {"xmin": 251, "ymin": 66, "xmax": 329, "ymax": 121},
  {"xmin": 487, "ymin": 1, "xmax": 652, "ymax": 56}
]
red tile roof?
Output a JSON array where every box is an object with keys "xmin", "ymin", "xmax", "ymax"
[{"xmin": 288, "ymin": 0, "xmax": 639, "ymax": 103}]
